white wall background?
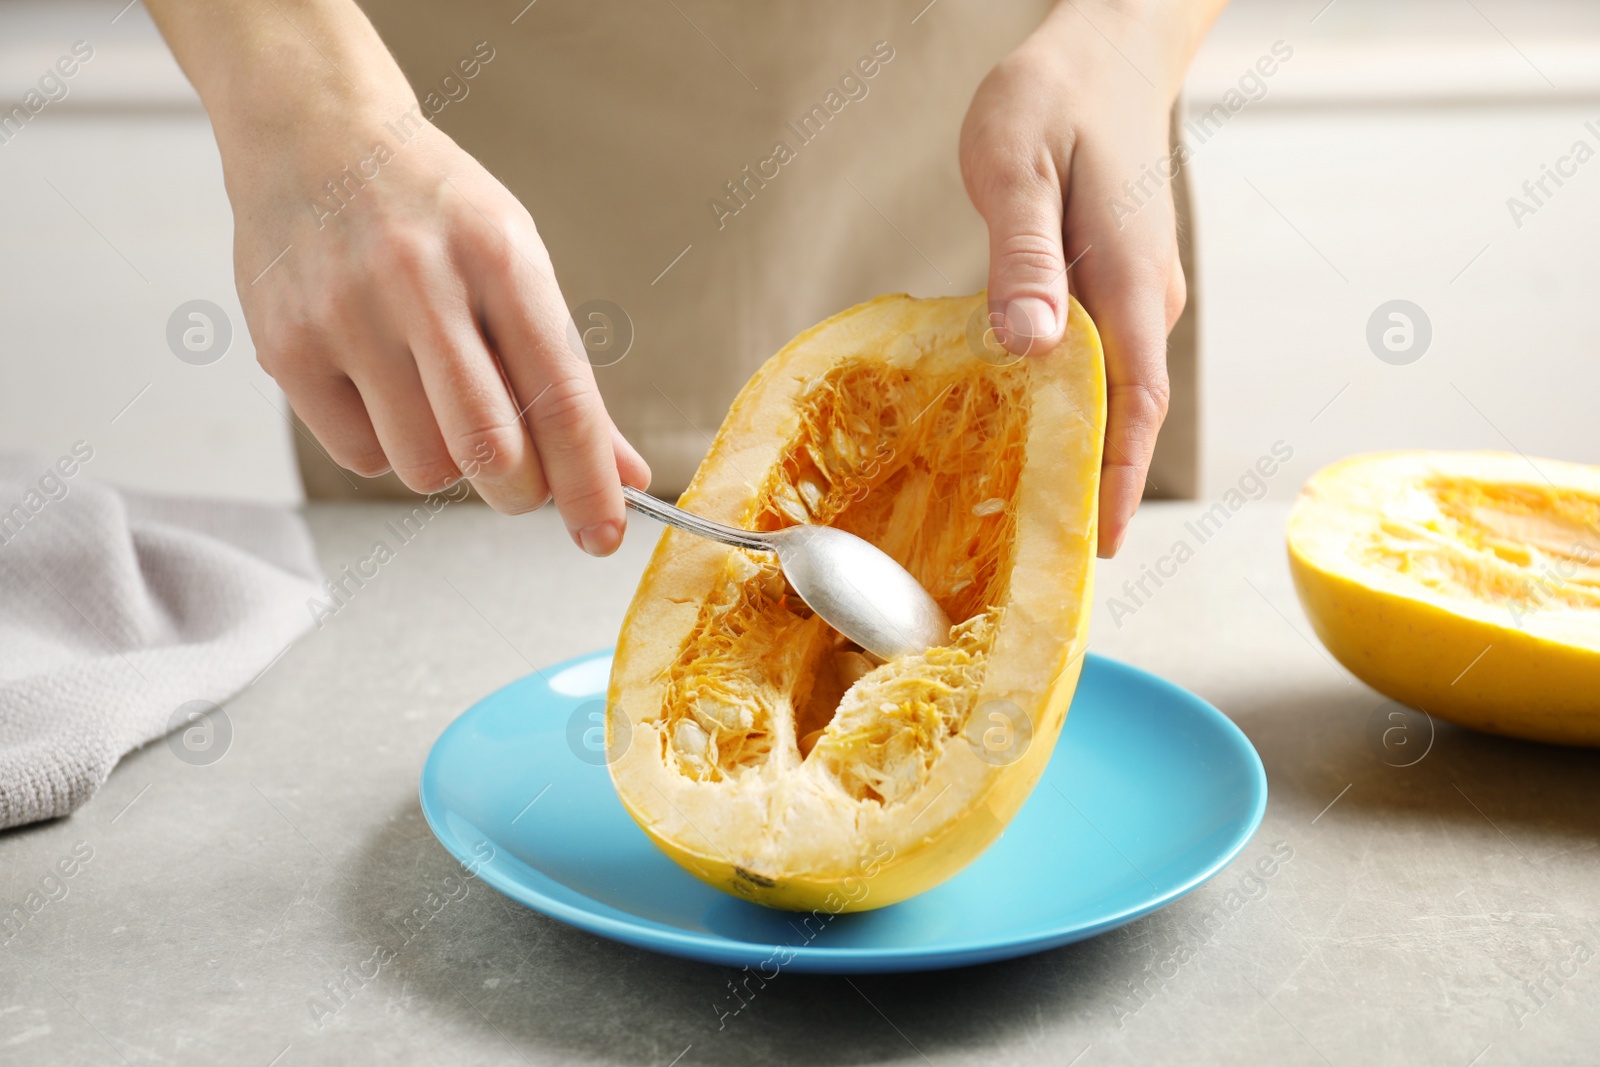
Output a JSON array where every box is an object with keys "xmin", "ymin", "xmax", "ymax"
[
  {"xmin": 0, "ymin": 0, "xmax": 301, "ymax": 504},
  {"xmin": 1184, "ymin": 0, "xmax": 1600, "ymax": 498},
  {"xmin": 1, "ymin": 0, "xmax": 1597, "ymax": 508}
]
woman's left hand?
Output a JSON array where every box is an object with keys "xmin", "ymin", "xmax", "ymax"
[{"xmin": 960, "ymin": 0, "xmax": 1222, "ymax": 557}]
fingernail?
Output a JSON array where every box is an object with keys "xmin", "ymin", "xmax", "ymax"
[
  {"xmin": 576, "ymin": 519, "xmax": 623, "ymax": 557},
  {"xmin": 1004, "ymin": 297, "xmax": 1057, "ymax": 354},
  {"xmin": 1099, "ymin": 524, "xmax": 1127, "ymax": 559},
  {"xmin": 1111, "ymin": 525, "xmax": 1128, "ymax": 556}
]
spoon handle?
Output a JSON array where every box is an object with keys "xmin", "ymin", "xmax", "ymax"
[{"xmin": 622, "ymin": 485, "xmax": 773, "ymax": 553}]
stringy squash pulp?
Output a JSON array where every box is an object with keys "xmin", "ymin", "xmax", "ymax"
[
  {"xmin": 606, "ymin": 293, "xmax": 1104, "ymax": 911},
  {"xmin": 1289, "ymin": 451, "xmax": 1600, "ymax": 744}
]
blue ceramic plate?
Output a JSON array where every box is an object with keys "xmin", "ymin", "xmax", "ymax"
[{"xmin": 419, "ymin": 649, "xmax": 1266, "ymax": 973}]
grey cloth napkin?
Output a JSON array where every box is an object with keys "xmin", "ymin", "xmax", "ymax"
[{"xmin": 0, "ymin": 453, "xmax": 321, "ymax": 829}]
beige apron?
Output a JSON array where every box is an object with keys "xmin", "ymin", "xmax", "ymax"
[{"xmin": 298, "ymin": 0, "xmax": 1196, "ymax": 499}]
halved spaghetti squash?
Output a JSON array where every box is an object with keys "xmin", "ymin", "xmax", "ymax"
[
  {"xmin": 606, "ymin": 293, "xmax": 1104, "ymax": 911},
  {"xmin": 1289, "ymin": 451, "xmax": 1600, "ymax": 745}
]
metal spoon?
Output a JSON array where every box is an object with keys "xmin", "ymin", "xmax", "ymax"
[{"xmin": 621, "ymin": 485, "xmax": 951, "ymax": 661}]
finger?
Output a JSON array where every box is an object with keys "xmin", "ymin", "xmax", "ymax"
[
  {"xmin": 469, "ymin": 229, "xmax": 625, "ymax": 555},
  {"xmin": 610, "ymin": 420, "xmax": 651, "ymax": 491},
  {"xmin": 972, "ymin": 156, "xmax": 1069, "ymax": 356},
  {"xmin": 527, "ymin": 357, "xmax": 626, "ymax": 556},
  {"xmin": 274, "ymin": 369, "xmax": 390, "ymax": 478},
  {"xmin": 1072, "ymin": 233, "xmax": 1174, "ymax": 557},
  {"xmin": 401, "ymin": 288, "xmax": 549, "ymax": 514},
  {"xmin": 1066, "ymin": 156, "xmax": 1180, "ymax": 556},
  {"xmin": 1098, "ymin": 368, "xmax": 1170, "ymax": 558},
  {"xmin": 608, "ymin": 422, "xmax": 652, "ymax": 548},
  {"xmin": 255, "ymin": 321, "xmax": 390, "ymax": 476},
  {"xmin": 1165, "ymin": 245, "xmax": 1188, "ymax": 334},
  {"xmin": 346, "ymin": 353, "xmax": 462, "ymax": 495}
]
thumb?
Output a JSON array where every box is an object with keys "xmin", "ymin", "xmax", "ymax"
[{"xmin": 981, "ymin": 179, "xmax": 1068, "ymax": 356}]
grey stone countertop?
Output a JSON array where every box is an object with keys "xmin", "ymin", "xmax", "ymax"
[{"xmin": 3, "ymin": 499, "xmax": 1597, "ymax": 1066}]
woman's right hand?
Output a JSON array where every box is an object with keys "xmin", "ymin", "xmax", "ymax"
[
  {"xmin": 236, "ymin": 113, "xmax": 648, "ymax": 556},
  {"xmin": 148, "ymin": 0, "xmax": 647, "ymax": 556}
]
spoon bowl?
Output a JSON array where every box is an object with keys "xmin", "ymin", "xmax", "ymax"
[{"xmin": 621, "ymin": 486, "xmax": 951, "ymax": 661}]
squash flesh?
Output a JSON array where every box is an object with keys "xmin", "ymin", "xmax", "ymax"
[
  {"xmin": 659, "ymin": 362, "xmax": 1027, "ymax": 805},
  {"xmin": 1288, "ymin": 451, "xmax": 1600, "ymax": 744},
  {"xmin": 1356, "ymin": 480, "xmax": 1600, "ymax": 637}
]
